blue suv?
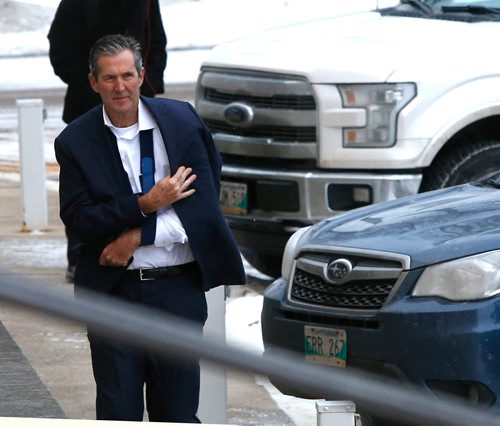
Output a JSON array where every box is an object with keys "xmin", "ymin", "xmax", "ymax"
[{"xmin": 262, "ymin": 173, "xmax": 500, "ymax": 416}]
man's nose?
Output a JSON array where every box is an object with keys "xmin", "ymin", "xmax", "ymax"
[{"xmin": 114, "ymin": 78, "xmax": 126, "ymax": 91}]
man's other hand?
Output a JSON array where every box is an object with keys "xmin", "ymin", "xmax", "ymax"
[{"xmin": 99, "ymin": 228, "xmax": 141, "ymax": 267}]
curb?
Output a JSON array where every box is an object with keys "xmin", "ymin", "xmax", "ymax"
[{"xmin": 0, "ymin": 81, "xmax": 197, "ymax": 105}]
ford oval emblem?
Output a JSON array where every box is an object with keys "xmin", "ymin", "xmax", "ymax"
[
  {"xmin": 223, "ymin": 102, "xmax": 254, "ymax": 127},
  {"xmin": 325, "ymin": 258, "xmax": 353, "ymax": 284}
]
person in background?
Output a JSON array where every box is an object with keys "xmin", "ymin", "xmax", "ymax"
[
  {"xmin": 48, "ymin": 0, "xmax": 167, "ymax": 282},
  {"xmin": 54, "ymin": 34, "xmax": 245, "ymax": 422}
]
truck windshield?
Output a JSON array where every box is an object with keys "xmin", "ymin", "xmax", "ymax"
[
  {"xmin": 420, "ymin": 0, "xmax": 500, "ymax": 6},
  {"xmin": 441, "ymin": 4, "xmax": 500, "ymax": 14},
  {"xmin": 400, "ymin": 0, "xmax": 434, "ymax": 14},
  {"xmin": 383, "ymin": 0, "xmax": 500, "ymax": 18}
]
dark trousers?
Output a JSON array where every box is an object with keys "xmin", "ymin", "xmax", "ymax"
[{"xmin": 87, "ymin": 265, "xmax": 207, "ymax": 422}]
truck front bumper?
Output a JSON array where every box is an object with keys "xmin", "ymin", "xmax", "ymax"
[
  {"xmin": 222, "ymin": 165, "xmax": 422, "ymax": 223},
  {"xmin": 223, "ymin": 165, "xmax": 422, "ymax": 265}
]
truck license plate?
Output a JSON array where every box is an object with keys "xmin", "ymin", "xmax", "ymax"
[
  {"xmin": 220, "ymin": 181, "xmax": 248, "ymax": 215},
  {"xmin": 304, "ymin": 325, "xmax": 347, "ymax": 367}
]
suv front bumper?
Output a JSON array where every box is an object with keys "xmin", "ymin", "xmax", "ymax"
[{"xmin": 262, "ymin": 277, "xmax": 500, "ymax": 408}]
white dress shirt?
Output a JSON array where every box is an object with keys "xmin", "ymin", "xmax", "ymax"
[{"xmin": 104, "ymin": 100, "xmax": 195, "ymax": 269}]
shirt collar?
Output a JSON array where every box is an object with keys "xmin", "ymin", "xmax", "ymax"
[
  {"xmin": 138, "ymin": 100, "xmax": 157, "ymax": 132},
  {"xmin": 103, "ymin": 99, "xmax": 156, "ymax": 139}
]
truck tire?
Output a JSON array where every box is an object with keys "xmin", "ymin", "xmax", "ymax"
[
  {"xmin": 421, "ymin": 140, "xmax": 500, "ymax": 192},
  {"xmin": 242, "ymin": 251, "xmax": 282, "ymax": 279}
]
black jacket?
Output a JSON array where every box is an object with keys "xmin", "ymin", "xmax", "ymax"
[{"xmin": 48, "ymin": 0, "xmax": 167, "ymax": 123}]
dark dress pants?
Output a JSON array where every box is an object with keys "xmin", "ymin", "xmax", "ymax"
[{"xmin": 87, "ymin": 265, "xmax": 207, "ymax": 422}]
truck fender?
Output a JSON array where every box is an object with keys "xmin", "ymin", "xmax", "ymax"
[{"xmin": 401, "ymin": 76, "xmax": 500, "ymax": 167}]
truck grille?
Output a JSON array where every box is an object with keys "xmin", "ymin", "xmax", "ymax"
[
  {"xmin": 204, "ymin": 119, "xmax": 316, "ymax": 142},
  {"xmin": 205, "ymin": 88, "xmax": 316, "ymax": 110},
  {"xmin": 289, "ymin": 251, "xmax": 405, "ymax": 311},
  {"xmin": 196, "ymin": 68, "xmax": 318, "ymax": 159}
]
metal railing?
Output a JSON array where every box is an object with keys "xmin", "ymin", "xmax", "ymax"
[{"xmin": 0, "ymin": 272, "xmax": 498, "ymax": 426}]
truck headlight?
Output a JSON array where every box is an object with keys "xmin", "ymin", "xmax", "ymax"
[
  {"xmin": 412, "ymin": 251, "xmax": 500, "ymax": 301},
  {"xmin": 281, "ymin": 226, "xmax": 311, "ymax": 281},
  {"xmin": 338, "ymin": 83, "xmax": 416, "ymax": 148}
]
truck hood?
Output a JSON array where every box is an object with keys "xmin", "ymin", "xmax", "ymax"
[
  {"xmin": 302, "ymin": 182, "xmax": 500, "ymax": 269},
  {"xmin": 204, "ymin": 13, "xmax": 500, "ymax": 83}
]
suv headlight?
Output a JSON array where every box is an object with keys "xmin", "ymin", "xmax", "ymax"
[
  {"xmin": 338, "ymin": 83, "xmax": 416, "ymax": 148},
  {"xmin": 281, "ymin": 226, "xmax": 311, "ymax": 281},
  {"xmin": 412, "ymin": 251, "xmax": 500, "ymax": 301}
]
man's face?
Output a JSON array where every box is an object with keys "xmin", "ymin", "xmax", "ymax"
[{"xmin": 89, "ymin": 49, "xmax": 144, "ymax": 126}]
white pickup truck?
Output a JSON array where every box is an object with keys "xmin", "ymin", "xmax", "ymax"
[{"xmin": 195, "ymin": 0, "xmax": 500, "ymax": 277}]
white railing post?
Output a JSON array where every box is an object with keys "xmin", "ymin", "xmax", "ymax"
[
  {"xmin": 198, "ymin": 286, "xmax": 227, "ymax": 423},
  {"xmin": 316, "ymin": 400, "xmax": 361, "ymax": 426},
  {"xmin": 16, "ymin": 99, "xmax": 48, "ymax": 232}
]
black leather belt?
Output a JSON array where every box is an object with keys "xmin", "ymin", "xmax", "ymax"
[{"xmin": 122, "ymin": 262, "xmax": 198, "ymax": 282}]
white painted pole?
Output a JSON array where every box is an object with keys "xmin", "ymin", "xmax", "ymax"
[
  {"xmin": 198, "ymin": 286, "xmax": 227, "ymax": 423},
  {"xmin": 16, "ymin": 99, "xmax": 48, "ymax": 232}
]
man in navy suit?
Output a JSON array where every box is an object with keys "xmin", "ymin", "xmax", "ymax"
[
  {"xmin": 54, "ymin": 34, "xmax": 245, "ymax": 422},
  {"xmin": 48, "ymin": 0, "xmax": 168, "ymax": 283}
]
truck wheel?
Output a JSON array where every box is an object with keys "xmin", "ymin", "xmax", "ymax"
[{"xmin": 421, "ymin": 140, "xmax": 500, "ymax": 192}]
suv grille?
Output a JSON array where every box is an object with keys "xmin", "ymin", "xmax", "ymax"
[
  {"xmin": 292, "ymin": 269, "xmax": 395, "ymax": 309},
  {"xmin": 289, "ymin": 252, "xmax": 405, "ymax": 311}
]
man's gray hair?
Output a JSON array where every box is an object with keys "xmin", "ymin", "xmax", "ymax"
[{"xmin": 89, "ymin": 34, "xmax": 143, "ymax": 78}]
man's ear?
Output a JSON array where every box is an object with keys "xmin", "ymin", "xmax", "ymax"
[
  {"xmin": 138, "ymin": 67, "xmax": 145, "ymax": 88},
  {"xmin": 88, "ymin": 73, "xmax": 99, "ymax": 93}
]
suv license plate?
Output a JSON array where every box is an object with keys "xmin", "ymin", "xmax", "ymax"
[
  {"xmin": 220, "ymin": 181, "xmax": 248, "ymax": 215},
  {"xmin": 304, "ymin": 325, "xmax": 347, "ymax": 367}
]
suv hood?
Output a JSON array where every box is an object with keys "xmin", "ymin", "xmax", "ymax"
[
  {"xmin": 303, "ymin": 183, "xmax": 500, "ymax": 269},
  {"xmin": 204, "ymin": 12, "xmax": 500, "ymax": 83}
]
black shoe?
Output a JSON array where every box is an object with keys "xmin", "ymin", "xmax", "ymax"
[{"xmin": 65, "ymin": 266, "xmax": 76, "ymax": 283}]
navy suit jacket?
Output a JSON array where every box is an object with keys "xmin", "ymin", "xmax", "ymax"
[{"xmin": 54, "ymin": 96, "xmax": 246, "ymax": 293}]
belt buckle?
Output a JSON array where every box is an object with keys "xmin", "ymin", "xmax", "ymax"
[{"xmin": 139, "ymin": 268, "xmax": 155, "ymax": 281}]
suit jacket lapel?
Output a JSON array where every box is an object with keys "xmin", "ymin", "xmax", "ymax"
[
  {"xmin": 88, "ymin": 110, "xmax": 132, "ymax": 195},
  {"xmin": 142, "ymin": 97, "xmax": 180, "ymax": 172}
]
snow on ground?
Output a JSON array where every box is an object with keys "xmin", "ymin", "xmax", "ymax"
[
  {"xmin": 0, "ymin": 0, "xmax": 399, "ymax": 90},
  {"xmin": 1, "ymin": 0, "xmax": 398, "ymax": 56}
]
